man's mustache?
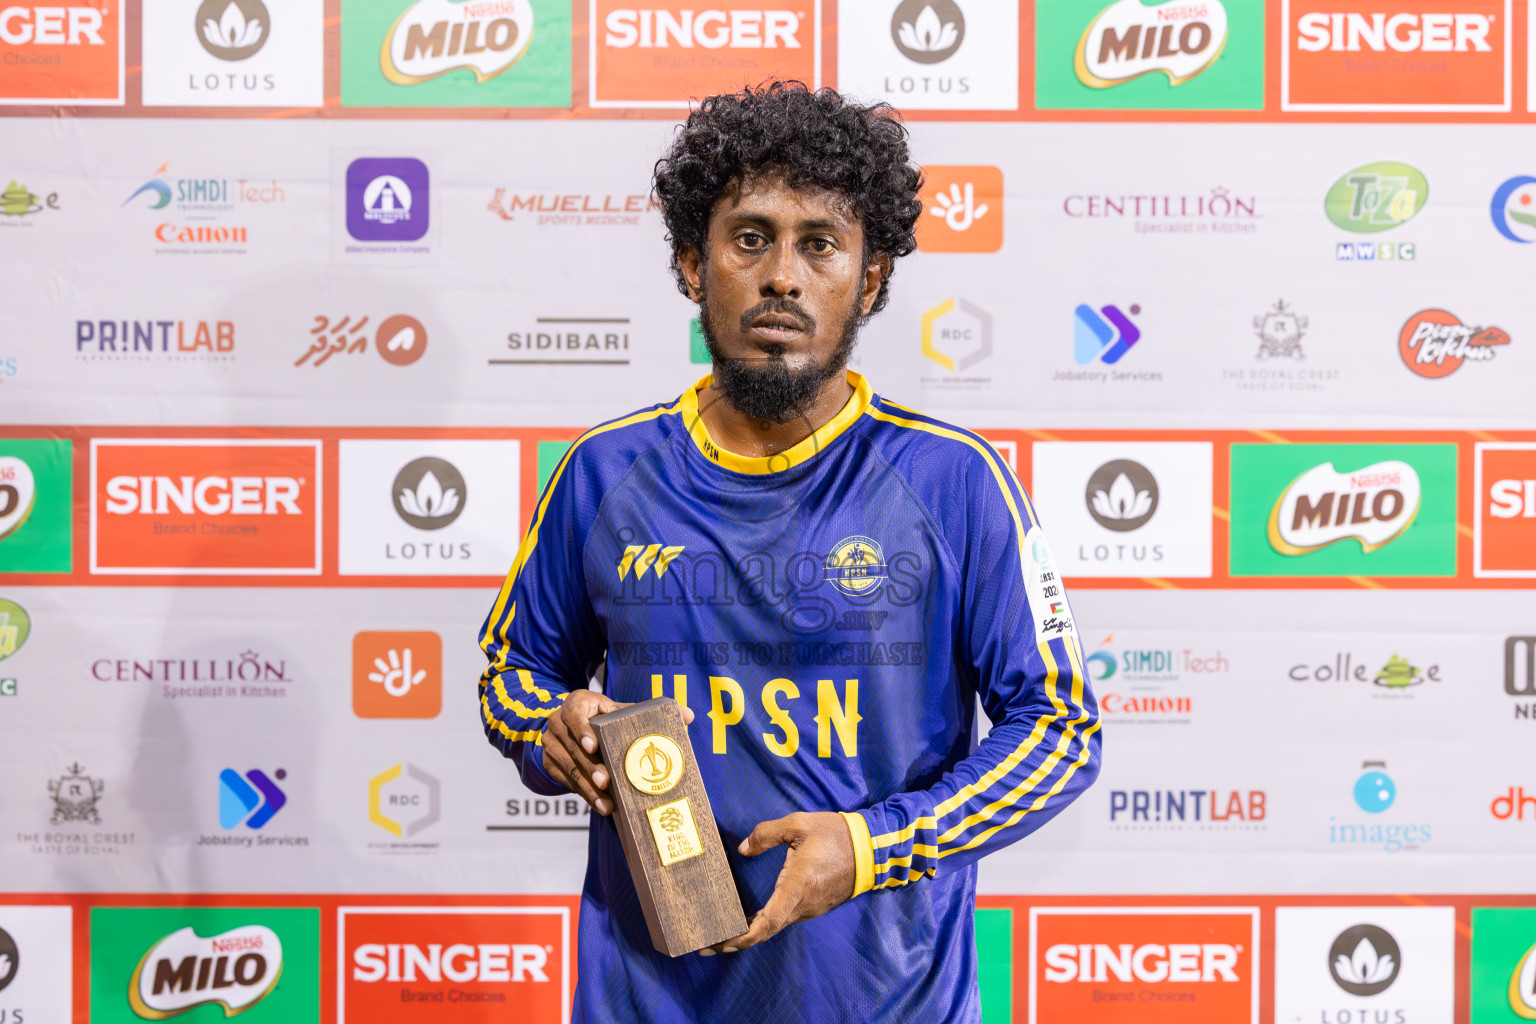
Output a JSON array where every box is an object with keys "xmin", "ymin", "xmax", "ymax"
[{"xmin": 739, "ymin": 298, "xmax": 816, "ymax": 337}]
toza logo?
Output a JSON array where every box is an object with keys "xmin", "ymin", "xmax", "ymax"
[
  {"xmin": 197, "ymin": 0, "xmax": 268, "ymax": 60},
  {"xmin": 1254, "ymin": 299, "xmax": 1307, "ymax": 360},
  {"xmin": 218, "ymin": 768, "xmax": 287, "ymax": 829},
  {"xmin": 1073, "ymin": 302, "xmax": 1141, "ymax": 365},
  {"xmin": 1325, "ymin": 162, "xmax": 1428, "ymax": 234},
  {"xmin": 0, "ymin": 598, "xmax": 31, "ymax": 698},
  {"xmin": 1328, "ymin": 923, "xmax": 1401, "ymax": 996},
  {"xmin": 891, "ymin": 0, "xmax": 964, "ymax": 63},
  {"xmin": 381, "ymin": 0, "xmax": 535, "ymax": 85},
  {"xmin": 1398, "ymin": 308, "xmax": 1510, "ymax": 379},
  {"xmin": 1075, "ymin": 0, "xmax": 1228, "ymax": 89},
  {"xmin": 1085, "ymin": 459, "xmax": 1158, "ymax": 532},
  {"xmin": 392, "ymin": 457, "xmax": 467, "ymax": 530},
  {"xmin": 129, "ymin": 924, "xmax": 283, "ymax": 1018},
  {"xmin": 1267, "ymin": 459, "xmax": 1420, "ymax": 556}
]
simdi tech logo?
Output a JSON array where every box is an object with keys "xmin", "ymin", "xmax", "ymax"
[
  {"xmin": 1228, "ymin": 442, "xmax": 1457, "ymax": 577},
  {"xmin": 89, "ymin": 907, "xmax": 319, "ymax": 1024},
  {"xmin": 338, "ymin": 907, "xmax": 571, "ymax": 1023},
  {"xmin": 1476, "ymin": 443, "xmax": 1536, "ymax": 578},
  {"xmin": 1282, "ymin": 0, "xmax": 1511, "ymax": 112},
  {"xmin": 341, "ymin": 0, "xmax": 570, "ymax": 107},
  {"xmin": 0, "ymin": 438, "xmax": 73, "ymax": 573},
  {"xmin": 1029, "ymin": 906, "xmax": 1259, "ymax": 1022},
  {"xmin": 89, "ymin": 439, "xmax": 323, "ymax": 576},
  {"xmin": 0, "ymin": 2, "xmax": 124, "ymax": 104},
  {"xmin": 139, "ymin": 0, "xmax": 325, "ymax": 107},
  {"xmin": 916, "ymin": 165, "xmax": 1002, "ymax": 252},
  {"xmin": 1035, "ymin": 0, "xmax": 1262, "ymax": 111},
  {"xmin": 591, "ymin": 0, "xmax": 819, "ymax": 108},
  {"xmin": 837, "ymin": 0, "xmax": 1019, "ymax": 111}
]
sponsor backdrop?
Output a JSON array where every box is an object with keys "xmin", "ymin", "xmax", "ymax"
[{"xmin": 3, "ymin": 0, "xmax": 1536, "ymax": 1021}]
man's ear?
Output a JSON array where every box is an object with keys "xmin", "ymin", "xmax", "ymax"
[
  {"xmin": 861, "ymin": 254, "xmax": 891, "ymax": 316},
  {"xmin": 678, "ymin": 244, "xmax": 704, "ymax": 302}
]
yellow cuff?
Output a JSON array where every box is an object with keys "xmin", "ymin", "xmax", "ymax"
[{"xmin": 840, "ymin": 811, "xmax": 875, "ymax": 898}]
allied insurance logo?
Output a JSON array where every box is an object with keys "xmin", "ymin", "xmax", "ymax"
[
  {"xmin": 1282, "ymin": 0, "xmax": 1511, "ymax": 112},
  {"xmin": 590, "ymin": 0, "xmax": 820, "ymax": 108},
  {"xmin": 89, "ymin": 439, "xmax": 322, "ymax": 576},
  {"xmin": 0, "ymin": 2, "xmax": 125, "ymax": 105}
]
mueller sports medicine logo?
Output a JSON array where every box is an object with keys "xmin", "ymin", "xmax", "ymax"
[
  {"xmin": 1283, "ymin": 1, "xmax": 1510, "ymax": 112},
  {"xmin": 89, "ymin": 439, "xmax": 322, "ymax": 575},
  {"xmin": 380, "ymin": 0, "xmax": 535, "ymax": 85},
  {"xmin": 1267, "ymin": 460, "xmax": 1419, "ymax": 556},
  {"xmin": 1398, "ymin": 308, "xmax": 1509, "ymax": 378},
  {"xmin": 1476, "ymin": 444, "xmax": 1536, "ymax": 578},
  {"xmin": 129, "ymin": 925, "xmax": 283, "ymax": 1018},
  {"xmin": 0, "ymin": 3, "xmax": 124, "ymax": 105},
  {"xmin": 1074, "ymin": 0, "xmax": 1228, "ymax": 89},
  {"xmin": 488, "ymin": 188, "xmax": 658, "ymax": 228}
]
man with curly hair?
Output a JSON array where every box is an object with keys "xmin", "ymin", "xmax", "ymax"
[{"xmin": 480, "ymin": 83, "xmax": 1099, "ymax": 1021}]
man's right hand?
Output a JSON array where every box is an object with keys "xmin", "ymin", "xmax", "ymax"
[{"xmin": 541, "ymin": 691, "xmax": 695, "ymax": 816}]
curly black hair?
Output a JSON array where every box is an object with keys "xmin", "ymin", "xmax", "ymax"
[{"xmin": 652, "ymin": 82, "xmax": 922, "ymax": 316}]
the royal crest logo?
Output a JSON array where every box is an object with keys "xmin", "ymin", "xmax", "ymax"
[
  {"xmin": 1398, "ymin": 308, "xmax": 1510, "ymax": 379},
  {"xmin": 1254, "ymin": 299, "xmax": 1307, "ymax": 360},
  {"xmin": 1074, "ymin": 0, "xmax": 1228, "ymax": 89},
  {"xmin": 1267, "ymin": 460, "xmax": 1420, "ymax": 556},
  {"xmin": 823, "ymin": 536, "xmax": 887, "ymax": 596},
  {"xmin": 381, "ymin": 0, "xmax": 535, "ymax": 85},
  {"xmin": 129, "ymin": 924, "xmax": 283, "ymax": 1018},
  {"xmin": 48, "ymin": 762, "xmax": 103, "ymax": 825}
]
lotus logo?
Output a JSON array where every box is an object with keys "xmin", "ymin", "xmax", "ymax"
[
  {"xmin": 1268, "ymin": 460, "xmax": 1420, "ymax": 556},
  {"xmin": 129, "ymin": 925, "xmax": 283, "ymax": 1018},
  {"xmin": 391, "ymin": 457, "xmax": 466, "ymax": 531},
  {"xmin": 0, "ymin": 925, "xmax": 15, "ymax": 993},
  {"xmin": 891, "ymin": 0, "xmax": 964, "ymax": 64},
  {"xmin": 1328, "ymin": 924, "xmax": 1401, "ymax": 996},
  {"xmin": 196, "ymin": 0, "xmax": 268, "ymax": 61},
  {"xmin": 1085, "ymin": 459, "xmax": 1158, "ymax": 532}
]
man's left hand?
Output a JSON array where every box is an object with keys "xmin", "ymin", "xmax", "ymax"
[{"xmin": 703, "ymin": 811, "xmax": 856, "ymax": 955}]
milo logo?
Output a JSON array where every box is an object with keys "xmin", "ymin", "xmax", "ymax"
[{"xmin": 130, "ymin": 925, "xmax": 282, "ymax": 1017}]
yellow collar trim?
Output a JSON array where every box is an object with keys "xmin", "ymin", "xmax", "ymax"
[{"xmin": 676, "ymin": 370, "xmax": 872, "ymax": 475}]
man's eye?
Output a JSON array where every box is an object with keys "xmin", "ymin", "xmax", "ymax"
[
  {"xmin": 738, "ymin": 232, "xmax": 765, "ymax": 248},
  {"xmin": 807, "ymin": 238, "xmax": 835, "ymax": 254}
]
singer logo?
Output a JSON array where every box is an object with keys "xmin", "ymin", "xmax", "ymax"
[
  {"xmin": 1268, "ymin": 460, "xmax": 1420, "ymax": 556},
  {"xmin": 90, "ymin": 439, "xmax": 322, "ymax": 575},
  {"xmin": 1030, "ymin": 907, "xmax": 1259, "ymax": 1022},
  {"xmin": 0, "ymin": 3, "xmax": 124, "ymax": 104},
  {"xmin": 590, "ymin": 0, "xmax": 818, "ymax": 107},
  {"xmin": 338, "ymin": 907, "xmax": 570, "ymax": 1023},
  {"xmin": 129, "ymin": 925, "xmax": 283, "ymax": 1018},
  {"xmin": 1475, "ymin": 443, "xmax": 1536, "ymax": 577},
  {"xmin": 1282, "ymin": 1, "xmax": 1510, "ymax": 111},
  {"xmin": 916, "ymin": 166, "xmax": 1003, "ymax": 253}
]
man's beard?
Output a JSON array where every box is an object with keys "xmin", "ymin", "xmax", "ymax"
[{"xmin": 698, "ymin": 287, "xmax": 863, "ymax": 425}]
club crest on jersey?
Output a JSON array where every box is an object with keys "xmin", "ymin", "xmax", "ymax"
[{"xmin": 823, "ymin": 536, "xmax": 888, "ymax": 596}]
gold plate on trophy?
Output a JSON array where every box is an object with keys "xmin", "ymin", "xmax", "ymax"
[{"xmin": 624, "ymin": 733, "xmax": 684, "ymax": 795}]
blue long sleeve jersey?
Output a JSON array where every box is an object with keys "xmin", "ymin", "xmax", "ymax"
[{"xmin": 479, "ymin": 372, "xmax": 1100, "ymax": 1023}]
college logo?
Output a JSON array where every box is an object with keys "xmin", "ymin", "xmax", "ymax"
[
  {"xmin": 1085, "ymin": 459, "xmax": 1157, "ymax": 532},
  {"xmin": 916, "ymin": 166, "xmax": 1002, "ymax": 252},
  {"xmin": 90, "ymin": 439, "xmax": 323, "ymax": 576},
  {"xmin": 346, "ymin": 158, "xmax": 429, "ymax": 242},
  {"xmin": 1276, "ymin": 906, "xmax": 1454, "ymax": 1019},
  {"xmin": 0, "ymin": 179, "xmax": 60, "ymax": 220},
  {"xmin": 1074, "ymin": 0, "xmax": 1228, "ymax": 89},
  {"xmin": 218, "ymin": 768, "xmax": 287, "ymax": 829},
  {"xmin": 591, "ymin": 0, "xmax": 817, "ymax": 107},
  {"xmin": 823, "ymin": 536, "xmax": 887, "ymax": 596},
  {"xmin": 1073, "ymin": 302, "xmax": 1141, "ymax": 365},
  {"xmin": 1283, "ymin": 1, "xmax": 1510, "ymax": 111},
  {"xmin": 0, "ymin": 440, "xmax": 71, "ymax": 572},
  {"xmin": 296, "ymin": 313, "xmax": 427, "ymax": 368},
  {"xmin": 197, "ymin": 0, "xmax": 268, "ymax": 59},
  {"xmin": 338, "ymin": 907, "xmax": 570, "ymax": 1023},
  {"xmin": 921, "ymin": 298, "xmax": 992, "ymax": 378},
  {"xmin": 1030, "ymin": 907, "xmax": 1258, "ymax": 1021},
  {"xmin": 839, "ymin": 0, "xmax": 1017, "ymax": 110},
  {"xmin": 1325, "ymin": 162, "xmax": 1427, "ymax": 233},
  {"xmin": 48, "ymin": 761, "xmax": 103, "ymax": 825},
  {"xmin": 1476, "ymin": 444, "xmax": 1536, "ymax": 578},
  {"xmin": 1254, "ymin": 299, "xmax": 1307, "ymax": 360},
  {"xmin": 1491, "ymin": 175, "xmax": 1536, "ymax": 243},
  {"xmin": 1399, "ymin": 309, "xmax": 1509, "ymax": 378},
  {"xmin": 353, "ymin": 631, "xmax": 442, "ymax": 719},
  {"xmin": 1229, "ymin": 443, "xmax": 1457, "ymax": 577},
  {"xmin": 0, "ymin": 2, "xmax": 124, "ymax": 104},
  {"xmin": 370, "ymin": 763, "xmax": 441, "ymax": 838}
]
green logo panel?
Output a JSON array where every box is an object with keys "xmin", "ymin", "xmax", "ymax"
[
  {"xmin": 89, "ymin": 907, "xmax": 319, "ymax": 1024},
  {"xmin": 1035, "ymin": 0, "xmax": 1264, "ymax": 111},
  {"xmin": 1229, "ymin": 443, "xmax": 1458, "ymax": 577},
  {"xmin": 341, "ymin": 0, "xmax": 571, "ymax": 108},
  {"xmin": 1471, "ymin": 908, "xmax": 1536, "ymax": 1022},
  {"xmin": 0, "ymin": 438, "xmax": 73, "ymax": 573}
]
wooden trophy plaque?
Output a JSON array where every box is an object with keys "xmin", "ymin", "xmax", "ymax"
[{"xmin": 590, "ymin": 698, "xmax": 748, "ymax": 956}]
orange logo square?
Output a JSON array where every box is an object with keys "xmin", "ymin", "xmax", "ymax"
[
  {"xmin": 0, "ymin": 2, "xmax": 123, "ymax": 104},
  {"xmin": 1283, "ymin": 0, "xmax": 1509, "ymax": 111},
  {"xmin": 353, "ymin": 631, "xmax": 442, "ymax": 719},
  {"xmin": 1030, "ymin": 907, "xmax": 1258, "ymax": 1022},
  {"xmin": 917, "ymin": 166, "xmax": 1003, "ymax": 253},
  {"xmin": 1476, "ymin": 443, "xmax": 1536, "ymax": 577},
  {"xmin": 90, "ymin": 439, "xmax": 321, "ymax": 575},
  {"xmin": 589, "ymin": 0, "xmax": 819, "ymax": 108}
]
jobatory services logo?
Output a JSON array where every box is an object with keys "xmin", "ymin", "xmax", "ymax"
[
  {"xmin": 1476, "ymin": 443, "xmax": 1536, "ymax": 578},
  {"xmin": 0, "ymin": 178, "xmax": 60, "ymax": 223},
  {"xmin": 0, "ymin": 906, "xmax": 74, "ymax": 1023},
  {"xmin": 342, "ymin": 0, "xmax": 570, "ymax": 107},
  {"xmin": 1275, "ymin": 906, "xmax": 1455, "ymax": 1020},
  {"xmin": 346, "ymin": 157, "xmax": 429, "ymax": 243},
  {"xmin": 338, "ymin": 907, "xmax": 571, "ymax": 1023},
  {"xmin": 1030, "ymin": 907, "xmax": 1259, "ymax": 1021},
  {"xmin": 1491, "ymin": 175, "xmax": 1536, "ymax": 242},
  {"xmin": 295, "ymin": 314, "xmax": 428, "ymax": 368},
  {"xmin": 353, "ymin": 630, "xmax": 442, "ymax": 718},
  {"xmin": 1036, "ymin": 0, "xmax": 1261, "ymax": 111},
  {"xmin": 1326, "ymin": 161, "xmax": 1425, "ymax": 262},
  {"xmin": 218, "ymin": 768, "xmax": 286, "ymax": 829},
  {"xmin": 838, "ymin": 0, "xmax": 1018, "ymax": 110},
  {"xmin": 0, "ymin": 1, "xmax": 124, "ymax": 104},
  {"xmin": 140, "ymin": 0, "xmax": 323, "ymax": 106},
  {"xmin": 1228, "ymin": 443, "xmax": 1457, "ymax": 577},
  {"xmin": 1399, "ymin": 308, "xmax": 1510, "ymax": 378},
  {"xmin": 498, "ymin": 315, "xmax": 631, "ymax": 365},
  {"xmin": 919, "ymin": 297, "xmax": 992, "ymax": 389},
  {"xmin": 591, "ymin": 0, "xmax": 813, "ymax": 107},
  {"xmin": 89, "ymin": 439, "xmax": 323, "ymax": 576},
  {"xmin": 89, "ymin": 907, "xmax": 319, "ymax": 1024},
  {"xmin": 916, "ymin": 166, "xmax": 1002, "ymax": 252},
  {"xmin": 1072, "ymin": 302, "xmax": 1141, "ymax": 365},
  {"xmin": 1469, "ymin": 908, "xmax": 1536, "ymax": 1021},
  {"xmin": 1283, "ymin": 0, "xmax": 1510, "ymax": 112},
  {"xmin": 0, "ymin": 438, "xmax": 73, "ymax": 572},
  {"xmin": 0, "ymin": 597, "xmax": 31, "ymax": 697}
]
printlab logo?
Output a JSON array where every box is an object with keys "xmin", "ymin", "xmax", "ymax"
[
  {"xmin": 346, "ymin": 158, "xmax": 430, "ymax": 243},
  {"xmin": 916, "ymin": 165, "xmax": 1002, "ymax": 252},
  {"xmin": 1329, "ymin": 924, "xmax": 1401, "ymax": 996},
  {"xmin": 392, "ymin": 457, "xmax": 466, "ymax": 529},
  {"xmin": 1254, "ymin": 299, "xmax": 1307, "ymax": 360},
  {"xmin": 1398, "ymin": 308, "xmax": 1510, "ymax": 378},
  {"xmin": 352, "ymin": 631, "xmax": 442, "ymax": 719},
  {"xmin": 197, "ymin": 0, "xmax": 269, "ymax": 59},
  {"xmin": 920, "ymin": 298, "xmax": 992, "ymax": 381},
  {"xmin": 369, "ymin": 763, "xmax": 441, "ymax": 841},
  {"xmin": 1085, "ymin": 459, "xmax": 1158, "ymax": 532},
  {"xmin": 1327, "ymin": 162, "xmax": 1425, "ymax": 262},
  {"xmin": 48, "ymin": 762, "xmax": 104, "ymax": 825},
  {"xmin": 1073, "ymin": 302, "xmax": 1141, "ymax": 364},
  {"xmin": 218, "ymin": 768, "xmax": 287, "ymax": 829},
  {"xmin": 1074, "ymin": 0, "xmax": 1228, "ymax": 89},
  {"xmin": 0, "ymin": 179, "xmax": 60, "ymax": 221},
  {"xmin": 295, "ymin": 314, "xmax": 427, "ymax": 368},
  {"xmin": 892, "ymin": 0, "xmax": 964, "ymax": 62},
  {"xmin": 1491, "ymin": 175, "xmax": 1536, "ymax": 243}
]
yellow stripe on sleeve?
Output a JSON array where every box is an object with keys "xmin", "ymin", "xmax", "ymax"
[{"xmin": 840, "ymin": 812, "xmax": 875, "ymax": 897}]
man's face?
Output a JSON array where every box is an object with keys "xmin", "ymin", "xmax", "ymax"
[{"xmin": 680, "ymin": 172, "xmax": 886, "ymax": 423}]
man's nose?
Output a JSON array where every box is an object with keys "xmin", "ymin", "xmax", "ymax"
[{"xmin": 760, "ymin": 240, "xmax": 802, "ymax": 298}]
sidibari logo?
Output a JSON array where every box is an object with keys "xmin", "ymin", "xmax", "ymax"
[
  {"xmin": 1325, "ymin": 162, "xmax": 1427, "ymax": 233},
  {"xmin": 381, "ymin": 0, "xmax": 535, "ymax": 85},
  {"xmin": 129, "ymin": 925, "xmax": 283, "ymax": 1018},
  {"xmin": 1085, "ymin": 459, "xmax": 1157, "ymax": 532},
  {"xmin": 1267, "ymin": 460, "xmax": 1419, "ymax": 556},
  {"xmin": 1398, "ymin": 308, "xmax": 1510, "ymax": 379},
  {"xmin": 197, "ymin": 0, "xmax": 269, "ymax": 60},
  {"xmin": 891, "ymin": 0, "xmax": 964, "ymax": 63},
  {"xmin": 1328, "ymin": 923, "xmax": 1401, "ymax": 996},
  {"xmin": 1074, "ymin": 0, "xmax": 1228, "ymax": 89},
  {"xmin": 1491, "ymin": 176, "xmax": 1536, "ymax": 243}
]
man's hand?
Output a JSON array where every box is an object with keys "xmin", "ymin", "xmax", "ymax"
[
  {"xmin": 541, "ymin": 691, "xmax": 695, "ymax": 816},
  {"xmin": 703, "ymin": 811, "xmax": 856, "ymax": 955}
]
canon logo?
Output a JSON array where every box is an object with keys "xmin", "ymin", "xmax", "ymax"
[
  {"xmin": 1296, "ymin": 13, "xmax": 1491, "ymax": 52},
  {"xmin": 352, "ymin": 942, "xmax": 548, "ymax": 983},
  {"xmin": 603, "ymin": 9, "xmax": 801, "ymax": 48},
  {"xmin": 1043, "ymin": 943, "xmax": 1240, "ymax": 983},
  {"xmin": 0, "ymin": 6, "xmax": 105, "ymax": 44},
  {"xmin": 104, "ymin": 476, "xmax": 302, "ymax": 516}
]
